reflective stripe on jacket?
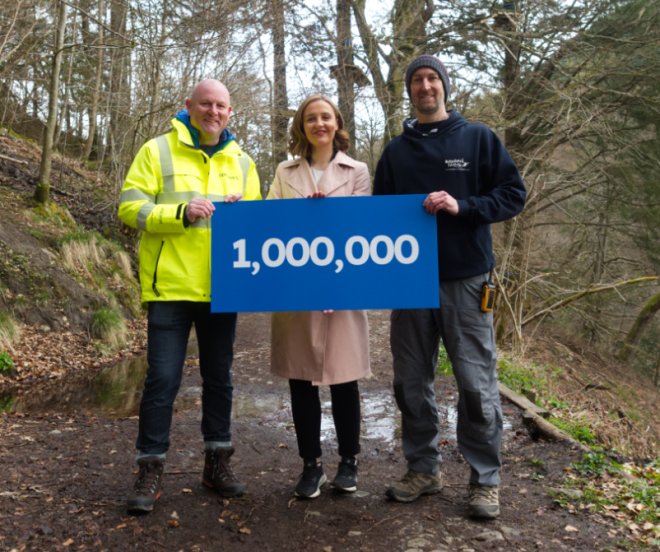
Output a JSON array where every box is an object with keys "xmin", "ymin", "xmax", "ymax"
[{"xmin": 118, "ymin": 117, "xmax": 261, "ymax": 306}]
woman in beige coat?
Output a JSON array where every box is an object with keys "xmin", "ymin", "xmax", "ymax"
[{"xmin": 267, "ymin": 94, "xmax": 371, "ymax": 498}]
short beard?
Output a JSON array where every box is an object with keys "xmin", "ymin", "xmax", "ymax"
[{"xmin": 414, "ymin": 96, "xmax": 441, "ymax": 116}]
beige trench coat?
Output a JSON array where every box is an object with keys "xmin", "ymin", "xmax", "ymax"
[{"xmin": 267, "ymin": 151, "xmax": 371, "ymax": 385}]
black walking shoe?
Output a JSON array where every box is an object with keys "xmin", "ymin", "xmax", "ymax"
[
  {"xmin": 127, "ymin": 457, "xmax": 164, "ymax": 514},
  {"xmin": 295, "ymin": 459, "xmax": 327, "ymax": 498},
  {"xmin": 331, "ymin": 457, "xmax": 358, "ymax": 492},
  {"xmin": 202, "ymin": 447, "xmax": 246, "ymax": 497}
]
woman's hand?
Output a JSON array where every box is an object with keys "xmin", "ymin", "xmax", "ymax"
[
  {"xmin": 306, "ymin": 192, "xmax": 326, "ymax": 198},
  {"xmin": 224, "ymin": 193, "xmax": 243, "ymax": 203}
]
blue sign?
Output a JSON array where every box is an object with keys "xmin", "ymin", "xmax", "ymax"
[{"xmin": 211, "ymin": 194, "xmax": 439, "ymax": 312}]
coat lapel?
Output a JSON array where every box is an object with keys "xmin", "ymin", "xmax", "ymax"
[
  {"xmin": 284, "ymin": 152, "xmax": 357, "ymax": 197},
  {"xmin": 284, "ymin": 161, "xmax": 313, "ymax": 198},
  {"xmin": 319, "ymin": 163, "xmax": 350, "ymax": 196},
  {"xmin": 319, "ymin": 151, "xmax": 356, "ymax": 196}
]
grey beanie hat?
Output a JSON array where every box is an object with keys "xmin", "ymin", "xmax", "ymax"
[{"xmin": 405, "ymin": 55, "xmax": 450, "ymax": 104}]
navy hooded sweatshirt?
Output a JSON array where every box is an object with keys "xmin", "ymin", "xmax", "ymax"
[{"xmin": 373, "ymin": 111, "xmax": 526, "ymax": 281}]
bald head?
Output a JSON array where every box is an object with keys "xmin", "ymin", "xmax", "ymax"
[
  {"xmin": 190, "ymin": 79, "xmax": 230, "ymax": 105},
  {"xmin": 186, "ymin": 79, "xmax": 232, "ymax": 146}
]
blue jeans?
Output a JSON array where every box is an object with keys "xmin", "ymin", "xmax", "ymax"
[{"xmin": 136, "ymin": 301, "xmax": 237, "ymax": 455}]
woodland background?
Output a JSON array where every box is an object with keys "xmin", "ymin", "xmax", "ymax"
[{"xmin": 1, "ymin": 0, "xmax": 660, "ymax": 384}]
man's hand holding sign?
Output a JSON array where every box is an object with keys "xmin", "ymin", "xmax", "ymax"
[
  {"xmin": 422, "ymin": 190, "xmax": 459, "ymax": 216},
  {"xmin": 185, "ymin": 194, "xmax": 242, "ymax": 225}
]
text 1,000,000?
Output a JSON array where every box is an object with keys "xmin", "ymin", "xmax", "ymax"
[{"xmin": 232, "ymin": 235, "xmax": 420, "ymax": 275}]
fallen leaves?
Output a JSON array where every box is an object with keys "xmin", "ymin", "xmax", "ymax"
[
  {"xmin": 239, "ymin": 527, "xmax": 251, "ymax": 535},
  {"xmin": 168, "ymin": 520, "xmax": 179, "ymax": 528},
  {"xmin": 565, "ymin": 525, "xmax": 579, "ymax": 533},
  {"xmin": 0, "ymin": 319, "xmax": 147, "ymax": 394},
  {"xmin": 626, "ymin": 501, "xmax": 645, "ymax": 513},
  {"xmin": 62, "ymin": 538, "xmax": 74, "ymax": 546}
]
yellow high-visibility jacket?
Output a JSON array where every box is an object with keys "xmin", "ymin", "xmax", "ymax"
[{"xmin": 118, "ymin": 114, "xmax": 261, "ymax": 307}]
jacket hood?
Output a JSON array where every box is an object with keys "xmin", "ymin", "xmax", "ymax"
[
  {"xmin": 402, "ymin": 110, "xmax": 468, "ymax": 140},
  {"xmin": 173, "ymin": 110, "xmax": 235, "ymax": 154}
]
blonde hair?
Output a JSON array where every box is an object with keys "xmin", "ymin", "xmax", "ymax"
[{"xmin": 288, "ymin": 95, "xmax": 350, "ymax": 158}]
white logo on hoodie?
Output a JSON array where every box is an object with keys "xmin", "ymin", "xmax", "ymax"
[{"xmin": 445, "ymin": 159, "xmax": 470, "ymax": 171}]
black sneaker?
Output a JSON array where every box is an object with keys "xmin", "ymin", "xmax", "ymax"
[
  {"xmin": 127, "ymin": 457, "xmax": 164, "ymax": 513},
  {"xmin": 295, "ymin": 459, "xmax": 327, "ymax": 498},
  {"xmin": 332, "ymin": 457, "xmax": 358, "ymax": 492}
]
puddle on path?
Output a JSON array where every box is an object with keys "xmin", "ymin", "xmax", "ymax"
[
  {"xmin": 6, "ymin": 350, "xmax": 512, "ymax": 446},
  {"xmin": 227, "ymin": 390, "xmax": 512, "ymax": 447},
  {"xmin": 8, "ymin": 343, "xmax": 199, "ymax": 417}
]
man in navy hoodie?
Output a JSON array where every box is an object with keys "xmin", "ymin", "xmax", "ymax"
[{"xmin": 374, "ymin": 56, "xmax": 526, "ymax": 519}]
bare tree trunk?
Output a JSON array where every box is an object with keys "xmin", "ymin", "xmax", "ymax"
[
  {"xmin": 352, "ymin": 0, "xmax": 433, "ymax": 149},
  {"xmin": 54, "ymin": 5, "xmax": 77, "ymax": 149},
  {"xmin": 271, "ymin": 0, "xmax": 288, "ymax": 166},
  {"xmin": 495, "ymin": 7, "xmax": 522, "ymax": 151},
  {"xmin": 494, "ymin": 4, "xmax": 524, "ymax": 346},
  {"xmin": 336, "ymin": 0, "xmax": 355, "ymax": 156},
  {"xmin": 82, "ymin": 0, "xmax": 104, "ymax": 160},
  {"xmin": 618, "ymin": 291, "xmax": 660, "ymax": 364},
  {"xmin": 31, "ymin": 80, "xmax": 38, "ymax": 118},
  {"xmin": 108, "ymin": 0, "xmax": 128, "ymax": 161},
  {"xmin": 35, "ymin": 0, "xmax": 68, "ymax": 204},
  {"xmin": 148, "ymin": 0, "xmax": 168, "ymax": 138}
]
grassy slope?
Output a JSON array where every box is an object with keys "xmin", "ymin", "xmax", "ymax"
[{"xmin": 0, "ymin": 126, "xmax": 143, "ymax": 388}]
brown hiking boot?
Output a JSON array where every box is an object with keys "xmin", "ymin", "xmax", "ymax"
[
  {"xmin": 385, "ymin": 469, "xmax": 443, "ymax": 503},
  {"xmin": 467, "ymin": 484, "xmax": 500, "ymax": 519},
  {"xmin": 202, "ymin": 447, "xmax": 246, "ymax": 497},
  {"xmin": 127, "ymin": 457, "xmax": 164, "ymax": 514}
]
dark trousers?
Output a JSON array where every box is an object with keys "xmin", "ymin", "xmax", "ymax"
[
  {"xmin": 289, "ymin": 379, "xmax": 361, "ymax": 460},
  {"xmin": 136, "ymin": 301, "xmax": 237, "ymax": 455}
]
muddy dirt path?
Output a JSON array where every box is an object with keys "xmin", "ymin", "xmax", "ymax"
[{"xmin": 0, "ymin": 311, "xmax": 616, "ymax": 551}]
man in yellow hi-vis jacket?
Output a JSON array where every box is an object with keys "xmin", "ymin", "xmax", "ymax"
[{"xmin": 118, "ymin": 79, "xmax": 261, "ymax": 513}]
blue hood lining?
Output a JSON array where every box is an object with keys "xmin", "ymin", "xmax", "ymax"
[{"xmin": 175, "ymin": 110, "xmax": 235, "ymax": 154}]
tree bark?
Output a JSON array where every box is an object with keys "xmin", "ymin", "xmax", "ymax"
[
  {"xmin": 271, "ymin": 0, "xmax": 288, "ymax": 166},
  {"xmin": 494, "ymin": 6, "xmax": 523, "ymax": 346},
  {"xmin": 147, "ymin": 0, "xmax": 168, "ymax": 139},
  {"xmin": 35, "ymin": 0, "xmax": 68, "ymax": 204},
  {"xmin": 618, "ymin": 291, "xmax": 660, "ymax": 363},
  {"xmin": 54, "ymin": 6, "xmax": 77, "ymax": 150},
  {"xmin": 108, "ymin": 0, "xmax": 128, "ymax": 161},
  {"xmin": 82, "ymin": 0, "xmax": 104, "ymax": 161},
  {"xmin": 336, "ymin": 0, "xmax": 355, "ymax": 156}
]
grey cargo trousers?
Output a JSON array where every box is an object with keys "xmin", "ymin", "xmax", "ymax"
[{"xmin": 391, "ymin": 273, "xmax": 502, "ymax": 486}]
